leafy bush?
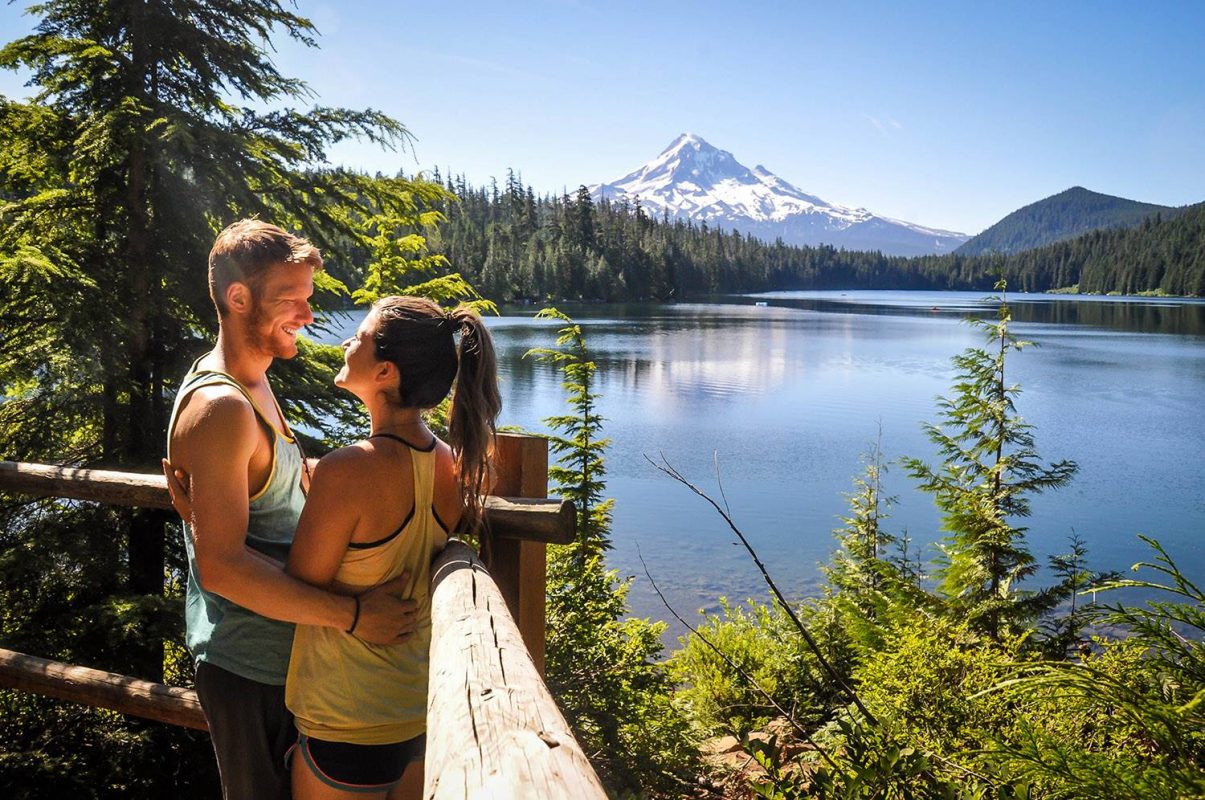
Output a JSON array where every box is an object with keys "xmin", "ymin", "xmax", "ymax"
[
  {"xmin": 671, "ymin": 597, "xmax": 846, "ymax": 738},
  {"xmin": 853, "ymin": 614, "xmax": 1016, "ymax": 757},
  {"xmin": 981, "ymin": 538, "xmax": 1205, "ymax": 799}
]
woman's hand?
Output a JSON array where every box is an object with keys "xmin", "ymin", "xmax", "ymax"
[{"xmin": 161, "ymin": 458, "xmax": 194, "ymax": 522}]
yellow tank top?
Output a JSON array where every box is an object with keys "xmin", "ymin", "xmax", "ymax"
[{"xmin": 286, "ymin": 435, "xmax": 448, "ymax": 744}]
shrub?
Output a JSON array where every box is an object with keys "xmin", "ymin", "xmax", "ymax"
[{"xmin": 853, "ymin": 614, "xmax": 1016, "ymax": 758}]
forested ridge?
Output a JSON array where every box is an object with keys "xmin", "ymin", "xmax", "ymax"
[
  {"xmin": 405, "ymin": 171, "xmax": 1204, "ymax": 300},
  {"xmin": 955, "ymin": 186, "xmax": 1181, "ymax": 256}
]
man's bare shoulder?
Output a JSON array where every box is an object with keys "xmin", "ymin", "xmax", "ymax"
[
  {"xmin": 172, "ymin": 385, "xmax": 259, "ymax": 465},
  {"xmin": 176, "ymin": 383, "xmax": 257, "ymax": 430}
]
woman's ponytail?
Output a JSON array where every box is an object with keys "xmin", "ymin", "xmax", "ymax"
[{"xmin": 447, "ymin": 305, "xmax": 501, "ymax": 531}]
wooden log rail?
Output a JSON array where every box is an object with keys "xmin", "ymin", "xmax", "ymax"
[
  {"xmin": 0, "ymin": 433, "xmax": 607, "ymax": 796},
  {"xmin": 0, "ymin": 540, "xmax": 607, "ymax": 796},
  {"xmin": 0, "ymin": 648, "xmax": 208, "ymax": 731},
  {"xmin": 426, "ymin": 540, "xmax": 606, "ymax": 798},
  {"xmin": 0, "ymin": 434, "xmax": 572, "ymax": 665},
  {"xmin": 0, "ymin": 463, "xmax": 573, "ymax": 545}
]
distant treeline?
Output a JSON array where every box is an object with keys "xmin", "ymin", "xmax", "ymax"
[
  {"xmin": 407, "ymin": 170, "xmax": 1204, "ymax": 299},
  {"xmin": 972, "ymin": 204, "xmax": 1205, "ymax": 296}
]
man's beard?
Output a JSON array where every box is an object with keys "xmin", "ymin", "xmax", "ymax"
[{"xmin": 244, "ymin": 297, "xmax": 295, "ymax": 359}]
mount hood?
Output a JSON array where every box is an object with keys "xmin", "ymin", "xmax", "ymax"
[{"xmin": 591, "ymin": 133, "xmax": 968, "ymax": 256}]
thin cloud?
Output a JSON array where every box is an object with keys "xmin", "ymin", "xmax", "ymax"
[
  {"xmin": 863, "ymin": 114, "xmax": 903, "ymax": 135},
  {"xmin": 863, "ymin": 114, "xmax": 886, "ymax": 134},
  {"xmin": 409, "ymin": 47, "xmax": 543, "ymax": 82}
]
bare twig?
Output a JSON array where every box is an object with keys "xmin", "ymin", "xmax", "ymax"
[
  {"xmin": 637, "ymin": 548, "xmax": 841, "ymax": 772},
  {"xmin": 713, "ymin": 451, "xmax": 733, "ymax": 519},
  {"xmin": 645, "ymin": 452, "xmax": 878, "ymax": 725},
  {"xmin": 646, "ymin": 453, "xmax": 1000, "ymax": 787}
]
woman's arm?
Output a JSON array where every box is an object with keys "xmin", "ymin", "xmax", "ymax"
[
  {"xmin": 286, "ymin": 447, "xmax": 364, "ymax": 589},
  {"xmin": 163, "ymin": 444, "xmax": 418, "ymax": 644},
  {"xmin": 432, "ymin": 441, "xmax": 465, "ymax": 534}
]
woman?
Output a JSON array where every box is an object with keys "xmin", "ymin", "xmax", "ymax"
[
  {"xmin": 164, "ymin": 296, "xmax": 499, "ymax": 797},
  {"xmin": 282, "ymin": 296, "xmax": 499, "ymax": 799}
]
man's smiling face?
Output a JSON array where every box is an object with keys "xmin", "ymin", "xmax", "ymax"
[{"xmin": 245, "ymin": 261, "xmax": 315, "ymax": 360}]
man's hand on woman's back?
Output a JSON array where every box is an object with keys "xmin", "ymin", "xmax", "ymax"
[{"xmin": 355, "ymin": 574, "xmax": 420, "ymax": 645}]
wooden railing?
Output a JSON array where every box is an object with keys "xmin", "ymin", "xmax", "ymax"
[
  {"xmin": 427, "ymin": 540, "xmax": 606, "ymax": 796},
  {"xmin": 0, "ymin": 432, "xmax": 607, "ymax": 798},
  {"xmin": 0, "ymin": 648, "xmax": 209, "ymax": 731}
]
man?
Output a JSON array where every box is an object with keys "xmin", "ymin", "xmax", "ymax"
[{"xmin": 165, "ymin": 219, "xmax": 416, "ymax": 800}]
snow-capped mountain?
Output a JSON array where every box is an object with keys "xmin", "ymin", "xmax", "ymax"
[{"xmin": 591, "ymin": 133, "xmax": 968, "ymax": 256}]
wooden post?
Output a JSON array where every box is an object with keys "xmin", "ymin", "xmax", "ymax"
[
  {"xmin": 489, "ymin": 433, "xmax": 549, "ymax": 675},
  {"xmin": 425, "ymin": 541, "xmax": 606, "ymax": 799}
]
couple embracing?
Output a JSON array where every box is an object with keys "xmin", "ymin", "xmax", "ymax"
[{"xmin": 165, "ymin": 219, "xmax": 501, "ymax": 799}]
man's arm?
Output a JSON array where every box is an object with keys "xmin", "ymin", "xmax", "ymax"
[{"xmin": 170, "ymin": 388, "xmax": 415, "ymax": 642}]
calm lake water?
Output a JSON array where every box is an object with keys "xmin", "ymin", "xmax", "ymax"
[{"xmin": 322, "ymin": 291, "xmax": 1205, "ymax": 644}]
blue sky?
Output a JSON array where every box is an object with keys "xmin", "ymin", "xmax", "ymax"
[{"xmin": 1, "ymin": 1, "xmax": 1202, "ymax": 234}]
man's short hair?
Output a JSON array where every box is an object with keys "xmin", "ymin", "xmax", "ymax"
[{"xmin": 208, "ymin": 219, "xmax": 324, "ymax": 316}]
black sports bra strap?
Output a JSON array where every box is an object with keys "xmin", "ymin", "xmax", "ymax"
[{"xmin": 368, "ymin": 432, "xmax": 437, "ymax": 452}]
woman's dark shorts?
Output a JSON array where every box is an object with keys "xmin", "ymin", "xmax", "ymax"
[{"xmin": 288, "ymin": 732, "xmax": 426, "ymax": 792}]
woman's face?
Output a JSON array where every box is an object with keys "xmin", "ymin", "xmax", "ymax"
[{"xmin": 334, "ymin": 309, "xmax": 382, "ymax": 395}]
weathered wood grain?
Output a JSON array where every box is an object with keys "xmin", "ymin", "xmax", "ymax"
[
  {"xmin": 425, "ymin": 541, "xmax": 606, "ymax": 800},
  {"xmin": 0, "ymin": 647, "xmax": 208, "ymax": 731},
  {"xmin": 490, "ymin": 434, "xmax": 551, "ymax": 673},
  {"xmin": 0, "ymin": 461, "xmax": 174, "ymax": 509}
]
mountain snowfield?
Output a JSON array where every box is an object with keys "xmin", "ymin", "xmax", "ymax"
[{"xmin": 591, "ymin": 133, "xmax": 968, "ymax": 256}]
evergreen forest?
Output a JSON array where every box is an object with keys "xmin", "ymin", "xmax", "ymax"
[
  {"xmin": 410, "ymin": 172, "xmax": 1205, "ymax": 301},
  {"xmin": 0, "ymin": 2, "xmax": 1201, "ymax": 799}
]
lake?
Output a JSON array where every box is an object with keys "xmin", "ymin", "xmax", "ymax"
[{"xmin": 321, "ymin": 291, "xmax": 1205, "ymax": 644}]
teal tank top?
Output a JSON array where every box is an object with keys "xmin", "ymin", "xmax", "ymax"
[{"xmin": 167, "ymin": 361, "xmax": 308, "ymax": 685}]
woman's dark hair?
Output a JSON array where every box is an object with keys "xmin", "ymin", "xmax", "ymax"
[{"xmin": 372, "ymin": 296, "xmax": 501, "ymax": 530}]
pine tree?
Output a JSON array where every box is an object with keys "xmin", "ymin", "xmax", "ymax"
[
  {"xmin": 0, "ymin": 2, "xmax": 440, "ymax": 794},
  {"xmin": 829, "ymin": 436, "xmax": 897, "ymax": 599},
  {"xmin": 1039, "ymin": 533, "xmax": 1109, "ymax": 658},
  {"xmin": 525, "ymin": 308, "xmax": 696, "ymax": 796},
  {"xmin": 903, "ymin": 283, "xmax": 1078, "ymax": 640},
  {"xmin": 0, "ymin": 0, "xmax": 419, "ymax": 549},
  {"xmin": 526, "ymin": 309, "xmax": 612, "ymax": 561}
]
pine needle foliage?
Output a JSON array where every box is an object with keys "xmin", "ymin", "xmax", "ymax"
[
  {"xmin": 828, "ymin": 441, "xmax": 898, "ymax": 612},
  {"xmin": 350, "ymin": 180, "xmax": 495, "ymax": 315},
  {"xmin": 982, "ymin": 537, "xmax": 1205, "ymax": 799},
  {"xmin": 525, "ymin": 308, "xmax": 613, "ymax": 563},
  {"xmin": 526, "ymin": 308, "xmax": 697, "ymax": 798},
  {"xmin": 902, "ymin": 282, "xmax": 1078, "ymax": 640},
  {"xmin": 824, "ymin": 440, "xmax": 945, "ymax": 658}
]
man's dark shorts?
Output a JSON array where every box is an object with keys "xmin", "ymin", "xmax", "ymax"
[{"xmin": 195, "ymin": 661, "xmax": 295, "ymax": 800}]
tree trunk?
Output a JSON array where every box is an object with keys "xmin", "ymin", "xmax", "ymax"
[{"xmin": 121, "ymin": 0, "xmax": 165, "ymax": 679}]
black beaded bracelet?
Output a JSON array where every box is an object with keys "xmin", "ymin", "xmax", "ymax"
[{"xmin": 346, "ymin": 595, "xmax": 361, "ymax": 635}]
